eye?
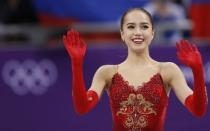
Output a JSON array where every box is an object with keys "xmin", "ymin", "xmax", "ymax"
[
  {"xmin": 141, "ymin": 25, "xmax": 149, "ymax": 30},
  {"xmin": 127, "ymin": 25, "xmax": 135, "ymax": 29}
]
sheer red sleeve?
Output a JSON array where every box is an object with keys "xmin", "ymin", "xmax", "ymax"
[
  {"xmin": 176, "ymin": 40, "xmax": 208, "ymax": 117},
  {"xmin": 63, "ymin": 29, "xmax": 99, "ymax": 115}
]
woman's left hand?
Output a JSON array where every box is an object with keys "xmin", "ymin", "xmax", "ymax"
[{"xmin": 176, "ymin": 40, "xmax": 202, "ymax": 68}]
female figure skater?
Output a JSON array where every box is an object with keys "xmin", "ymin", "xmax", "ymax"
[{"xmin": 63, "ymin": 8, "xmax": 208, "ymax": 131}]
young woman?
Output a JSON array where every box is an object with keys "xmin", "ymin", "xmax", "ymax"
[{"xmin": 63, "ymin": 8, "xmax": 208, "ymax": 131}]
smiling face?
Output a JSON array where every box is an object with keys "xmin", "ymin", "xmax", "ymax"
[{"xmin": 120, "ymin": 9, "xmax": 154, "ymax": 53}]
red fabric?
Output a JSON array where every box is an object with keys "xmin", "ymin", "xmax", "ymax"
[
  {"xmin": 38, "ymin": 14, "xmax": 79, "ymax": 26},
  {"xmin": 176, "ymin": 40, "xmax": 208, "ymax": 117},
  {"xmin": 108, "ymin": 72, "xmax": 168, "ymax": 131},
  {"xmin": 184, "ymin": 63, "xmax": 208, "ymax": 117},
  {"xmin": 189, "ymin": 4, "xmax": 210, "ymax": 39},
  {"xmin": 63, "ymin": 30, "xmax": 99, "ymax": 115}
]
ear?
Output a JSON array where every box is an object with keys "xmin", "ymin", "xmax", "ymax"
[
  {"xmin": 151, "ymin": 30, "xmax": 155, "ymax": 40},
  {"xmin": 120, "ymin": 29, "xmax": 125, "ymax": 42}
]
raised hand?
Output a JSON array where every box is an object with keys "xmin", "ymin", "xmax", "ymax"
[
  {"xmin": 63, "ymin": 29, "xmax": 86, "ymax": 61},
  {"xmin": 176, "ymin": 40, "xmax": 202, "ymax": 68},
  {"xmin": 63, "ymin": 29, "xmax": 98, "ymax": 115},
  {"xmin": 176, "ymin": 40, "xmax": 207, "ymax": 117}
]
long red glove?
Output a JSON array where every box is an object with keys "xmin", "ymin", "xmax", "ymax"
[
  {"xmin": 176, "ymin": 40, "xmax": 208, "ymax": 117},
  {"xmin": 63, "ymin": 29, "xmax": 99, "ymax": 115}
]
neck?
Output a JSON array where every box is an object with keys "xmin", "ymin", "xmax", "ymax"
[{"xmin": 124, "ymin": 47, "xmax": 155, "ymax": 67}]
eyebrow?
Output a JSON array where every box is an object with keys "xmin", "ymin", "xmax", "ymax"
[{"xmin": 126, "ymin": 22, "xmax": 149, "ymax": 25}]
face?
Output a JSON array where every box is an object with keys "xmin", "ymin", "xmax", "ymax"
[{"xmin": 120, "ymin": 10, "xmax": 154, "ymax": 52}]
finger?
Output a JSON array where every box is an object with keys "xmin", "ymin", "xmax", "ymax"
[
  {"xmin": 80, "ymin": 38, "xmax": 86, "ymax": 48},
  {"xmin": 176, "ymin": 52, "xmax": 183, "ymax": 60},
  {"xmin": 176, "ymin": 42, "xmax": 181, "ymax": 51},
  {"xmin": 67, "ymin": 30, "xmax": 71, "ymax": 35},
  {"xmin": 178, "ymin": 40, "xmax": 186, "ymax": 53},
  {"xmin": 63, "ymin": 35, "xmax": 67, "ymax": 45},
  {"xmin": 192, "ymin": 44, "xmax": 199, "ymax": 52},
  {"xmin": 177, "ymin": 50, "xmax": 187, "ymax": 58},
  {"xmin": 63, "ymin": 35, "xmax": 70, "ymax": 48},
  {"xmin": 177, "ymin": 52, "xmax": 186, "ymax": 64},
  {"xmin": 66, "ymin": 31, "xmax": 70, "ymax": 42},
  {"xmin": 181, "ymin": 40, "xmax": 189, "ymax": 52},
  {"xmin": 184, "ymin": 40, "xmax": 192, "ymax": 51},
  {"xmin": 192, "ymin": 44, "xmax": 196, "ymax": 51},
  {"xmin": 179, "ymin": 40, "xmax": 185, "ymax": 51},
  {"xmin": 70, "ymin": 31, "xmax": 76, "ymax": 46},
  {"xmin": 177, "ymin": 51, "xmax": 183, "ymax": 58},
  {"xmin": 74, "ymin": 31, "xmax": 80, "ymax": 47},
  {"xmin": 75, "ymin": 30, "xmax": 81, "ymax": 46},
  {"xmin": 79, "ymin": 33, "xmax": 85, "ymax": 47},
  {"xmin": 77, "ymin": 31, "xmax": 84, "ymax": 48},
  {"xmin": 78, "ymin": 32, "xmax": 82, "ymax": 47},
  {"xmin": 80, "ymin": 39, "xmax": 86, "ymax": 56},
  {"xmin": 67, "ymin": 30, "xmax": 72, "ymax": 39}
]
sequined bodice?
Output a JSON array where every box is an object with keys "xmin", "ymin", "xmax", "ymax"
[{"xmin": 108, "ymin": 72, "xmax": 168, "ymax": 131}]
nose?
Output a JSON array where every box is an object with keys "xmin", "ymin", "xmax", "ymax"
[{"xmin": 135, "ymin": 28, "xmax": 143, "ymax": 36}]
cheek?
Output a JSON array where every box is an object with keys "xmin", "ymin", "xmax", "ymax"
[
  {"xmin": 145, "ymin": 31, "xmax": 154, "ymax": 39},
  {"xmin": 122, "ymin": 34, "xmax": 131, "ymax": 41}
]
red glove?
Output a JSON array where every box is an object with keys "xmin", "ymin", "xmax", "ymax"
[
  {"xmin": 63, "ymin": 29, "xmax": 99, "ymax": 115},
  {"xmin": 176, "ymin": 40, "xmax": 208, "ymax": 117}
]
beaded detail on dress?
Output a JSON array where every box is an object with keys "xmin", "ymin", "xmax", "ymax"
[{"xmin": 108, "ymin": 72, "xmax": 168, "ymax": 131}]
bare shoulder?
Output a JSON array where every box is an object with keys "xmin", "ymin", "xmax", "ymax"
[
  {"xmin": 160, "ymin": 62, "xmax": 180, "ymax": 72},
  {"xmin": 95, "ymin": 64, "xmax": 117, "ymax": 81},
  {"xmin": 90, "ymin": 64, "xmax": 116, "ymax": 95},
  {"xmin": 159, "ymin": 62, "xmax": 182, "ymax": 83},
  {"xmin": 96, "ymin": 64, "xmax": 116, "ymax": 74}
]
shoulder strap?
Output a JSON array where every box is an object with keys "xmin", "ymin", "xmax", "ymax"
[{"xmin": 116, "ymin": 64, "xmax": 119, "ymax": 74}]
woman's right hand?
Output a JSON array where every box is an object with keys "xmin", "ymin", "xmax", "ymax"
[{"xmin": 63, "ymin": 29, "xmax": 86, "ymax": 61}]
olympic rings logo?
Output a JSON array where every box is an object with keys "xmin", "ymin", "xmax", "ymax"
[{"xmin": 1, "ymin": 59, "xmax": 58, "ymax": 96}]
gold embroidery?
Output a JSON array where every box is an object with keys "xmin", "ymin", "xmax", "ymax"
[{"xmin": 116, "ymin": 93, "xmax": 157, "ymax": 130}]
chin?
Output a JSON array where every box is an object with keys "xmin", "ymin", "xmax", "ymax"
[
  {"xmin": 131, "ymin": 46, "xmax": 147, "ymax": 53},
  {"xmin": 131, "ymin": 43, "xmax": 147, "ymax": 51}
]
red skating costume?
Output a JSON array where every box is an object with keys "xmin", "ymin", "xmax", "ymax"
[{"xmin": 108, "ymin": 71, "xmax": 168, "ymax": 131}]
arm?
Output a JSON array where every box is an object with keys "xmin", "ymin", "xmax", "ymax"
[
  {"xmin": 175, "ymin": 40, "xmax": 207, "ymax": 117},
  {"xmin": 165, "ymin": 40, "xmax": 207, "ymax": 117},
  {"xmin": 63, "ymin": 29, "xmax": 106, "ymax": 115}
]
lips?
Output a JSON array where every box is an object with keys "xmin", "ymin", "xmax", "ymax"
[{"xmin": 131, "ymin": 38, "xmax": 144, "ymax": 44}]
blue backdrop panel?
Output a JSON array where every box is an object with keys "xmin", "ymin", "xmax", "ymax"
[
  {"xmin": 32, "ymin": 0, "xmax": 149, "ymax": 22},
  {"xmin": 191, "ymin": 0, "xmax": 210, "ymax": 4}
]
